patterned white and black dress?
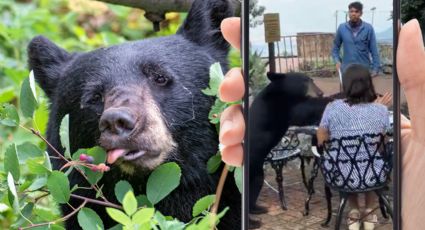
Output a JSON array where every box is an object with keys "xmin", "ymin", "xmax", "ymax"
[{"xmin": 319, "ymin": 99, "xmax": 390, "ymax": 190}]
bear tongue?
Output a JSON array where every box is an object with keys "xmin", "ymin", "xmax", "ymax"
[{"xmin": 107, "ymin": 149, "xmax": 127, "ymax": 164}]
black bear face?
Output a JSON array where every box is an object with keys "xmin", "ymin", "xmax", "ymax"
[
  {"xmin": 266, "ymin": 72, "xmax": 324, "ymax": 99},
  {"xmin": 28, "ymin": 0, "xmax": 234, "ymax": 174}
]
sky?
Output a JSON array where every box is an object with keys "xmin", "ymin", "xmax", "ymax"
[{"xmin": 251, "ymin": 0, "xmax": 394, "ymax": 53}]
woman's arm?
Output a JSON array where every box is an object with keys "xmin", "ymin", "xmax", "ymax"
[{"xmin": 316, "ymin": 127, "xmax": 329, "ymax": 147}]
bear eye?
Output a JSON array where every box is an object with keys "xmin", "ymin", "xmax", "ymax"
[
  {"xmin": 152, "ymin": 74, "xmax": 168, "ymax": 86},
  {"xmin": 89, "ymin": 93, "xmax": 103, "ymax": 104}
]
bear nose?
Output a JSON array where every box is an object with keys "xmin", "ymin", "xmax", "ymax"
[{"xmin": 99, "ymin": 108, "xmax": 136, "ymax": 135}]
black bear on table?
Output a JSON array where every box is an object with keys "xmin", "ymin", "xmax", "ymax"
[
  {"xmin": 27, "ymin": 0, "xmax": 240, "ymax": 229},
  {"xmin": 248, "ymin": 72, "xmax": 334, "ymax": 210}
]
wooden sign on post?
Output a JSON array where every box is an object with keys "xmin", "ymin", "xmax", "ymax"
[
  {"xmin": 264, "ymin": 13, "xmax": 281, "ymax": 72},
  {"xmin": 264, "ymin": 13, "xmax": 281, "ymax": 43}
]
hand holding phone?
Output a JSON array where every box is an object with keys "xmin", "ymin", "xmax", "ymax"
[
  {"xmin": 397, "ymin": 19, "xmax": 425, "ymax": 229},
  {"xmin": 218, "ymin": 17, "xmax": 245, "ymax": 167}
]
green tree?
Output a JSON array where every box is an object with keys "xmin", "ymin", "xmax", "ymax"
[{"xmin": 249, "ymin": 0, "xmax": 265, "ymax": 27}]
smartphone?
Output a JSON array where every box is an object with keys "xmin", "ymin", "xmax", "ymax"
[{"xmin": 242, "ymin": 0, "xmax": 401, "ymax": 229}]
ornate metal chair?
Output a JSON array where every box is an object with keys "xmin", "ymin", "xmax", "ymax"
[
  {"xmin": 264, "ymin": 129, "xmax": 301, "ymax": 210},
  {"xmin": 315, "ymin": 133, "xmax": 393, "ymax": 229},
  {"xmin": 264, "ymin": 126, "xmax": 318, "ymax": 210}
]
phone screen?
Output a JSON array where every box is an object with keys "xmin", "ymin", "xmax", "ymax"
[{"xmin": 244, "ymin": 0, "xmax": 400, "ymax": 229}]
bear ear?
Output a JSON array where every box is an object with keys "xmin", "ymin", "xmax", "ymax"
[
  {"xmin": 267, "ymin": 72, "xmax": 285, "ymax": 81},
  {"xmin": 28, "ymin": 36, "xmax": 71, "ymax": 98},
  {"xmin": 177, "ymin": 0, "xmax": 234, "ymax": 52}
]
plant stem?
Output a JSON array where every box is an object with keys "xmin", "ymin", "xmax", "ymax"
[
  {"xmin": 70, "ymin": 194, "xmax": 122, "ymax": 209},
  {"xmin": 210, "ymin": 164, "xmax": 229, "ymax": 228},
  {"xmin": 28, "ymin": 127, "xmax": 109, "ymax": 202},
  {"xmin": 34, "ymin": 192, "xmax": 50, "ymax": 203},
  {"xmin": 18, "ymin": 200, "xmax": 87, "ymax": 230},
  {"xmin": 29, "ymin": 128, "xmax": 69, "ymax": 163}
]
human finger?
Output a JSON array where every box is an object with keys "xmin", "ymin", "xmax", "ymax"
[
  {"xmin": 397, "ymin": 19, "xmax": 425, "ymax": 143},
  {"xmin": 219, "ymin": 104, "xmax": 245, "ymax": 146},
  {"xmin": 380, "ymin": 92, "xmax": 392, "ymax": 106},
  {"xmin": 219, "ymin": 68, "xmax": 245, "ymax": 102},
  {"xmin": 221, "ymin": 144, "xmax": 243, "ymax": 166},
  {"xmin": 221, "ymin": 17, "xmax": 240, "ymax": 50}
]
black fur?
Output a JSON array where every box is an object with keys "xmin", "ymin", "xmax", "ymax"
[
  {"xmin": 28, "ymin": 0, "xmax": 240, "ymax": 229},
  {"xmin": 248, "ymin": 72, "xmax": 335, "ymax": 207}
]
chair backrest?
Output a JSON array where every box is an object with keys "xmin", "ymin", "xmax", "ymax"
[{"xmin": 320, "ymin": 133, "xmax": 393, "ymax": 192}]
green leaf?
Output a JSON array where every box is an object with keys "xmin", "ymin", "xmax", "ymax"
[
  {"xmin": 192, "ymin": 194, "xmax": 216, "ymax": 217},
  {"xmin": 33, "ymin": 99, "xmax": 49, "ymax": 134},
  {"xmin": 201, "ymin": 63, "xmax": 224, "ymax": 96},
  {"xmin": 11, "ymin": 202, "xmax": 34, "ymax": 228},
  {"xmin": 86, "ymin": 147, "xmax": 107, "ymax": 184},
  {"xmin": 29, "ymin": 70, "xmax": 38, "ymax": 101},
  {"xmin": 27, "ymin": 157, "xmax": 51, "ymax": 175},
  {"xmin": 208, "ymin": 99, "xmax": 227, "ymax": 124},
  {"xmin": 47, "ymin": 225, "xmax": 65, "ymax": 230},
  {"xmin": 4, "ymin": 144, "xmax": 20, "ymax": 181},
  {"xmin": 28, "ymin": 177, "xmax": 48, "ymax": 191},
  {"xmin": 146, "ymin": 162, "xmax": 181, "ymax": 205},
  {"xmin": 43, "ymin": 151, "xmax": 52, "ymax": 172},
  {"xmin": 186, "ymin": 215, "xmax": 211, "ymax": 229},
  {"xmin": 136, "ymin": 195, "xmax": 152, "ymax": 208},
  {"xmin": 0, "ymin": 203, "xmax": 9, "ymax": 213},
  {"xmin": 60, "ymin": 114, "xmax": 71, "ymax": 159},
  {"xmin": 207, "ymin": 153, "xmax": 222, "ymax": 174},
  {"xmin": 106, "ymin": 208, "xmax": 132, "ymax": 226},
  {"xmin": 33, "ymin": 207, "xmax": 61, "ymax": 222},
  {"xmin": 20, "ymin": 76, "xmax": 38, "ymax": 118},
  {"xmin": 216, "ymin": 206, "xmax": 230, "ymax": 220},
  {"xmin": 0, "ymin": 86, "xmax": 15, "ymax": 103},
  {"xmin": 234, "ymin": 167, "xmax": 243, "ymax": 194},
  {"xmin": 107, "ymin": 225, "xmax": 122, "ymax": 230},
  {"xmin": 132, "ymin": 207, "xmax": 154, "ymax": 225},
  {"xmin": 78, "ymin": 207, "xmax": 105, "ymax": 230},
  {"xmin": 87, "ymin": 146, "xmax": 107, "ymax": 163},
  {"xmin": 7, "ymin": 172, "xmax": 19, "ymax": 211},
  {"xmin": 114, "ymin": 180, "xmax": 133, "ymax": 204},
  {"xmin": 0, "ymin": 103, "xmax": 19, "ymax": 126},
  {"xmin": 17, "ymin": 142, "xmax": 44, "ymax": 163},
  {"xmin": 19, "ymin": 180, "xmax": 33, "ymax": 192},
  {"xmin": 153, "ymin": 211, "xmax": 185, "ymax": 230},
  {"xmin": 95, "ymin": 184, "xmax": 104, "ymax": 198},
  {"xmin": 122, "ymin": 190, "xmax": 137, "ymax": 216},
  {"xmin": 47, "ymin": 171, "xmax": 70, "ymax": 204}
]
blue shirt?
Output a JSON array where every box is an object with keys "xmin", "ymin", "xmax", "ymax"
[{"xmin": 332, "ymin": 21, "xmax": 380, "ymax": 73}]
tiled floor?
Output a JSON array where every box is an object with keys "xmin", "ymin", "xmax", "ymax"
[{"xmin": 253, "ymin": 160, "xmax": 393, "ymax": 230}]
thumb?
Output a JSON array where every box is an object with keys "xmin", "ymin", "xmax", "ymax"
[{"xmin": 397, "ymin": 19, "xmax": 425, "ymax": 142}]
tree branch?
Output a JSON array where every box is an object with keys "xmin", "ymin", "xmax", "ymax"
[
  {"xmin": 97, "ymin": 0, "xmax": 194, "ymax": 13},
  {"xmin": 70, "ymin": 194, "xmax": 123, "ymax": 210},
  {"xmin": 18, "ymin": 200, "xmax": 88, "ymax": 230},
  {"xmin": 95, "ymin": 0, "xmax": 241, "ymax": 30}
]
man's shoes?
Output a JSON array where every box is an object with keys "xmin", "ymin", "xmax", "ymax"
[
  {"xmin": 248, "ymin": 216, "xmax": 262, "ymax": 229},
  {"xmin": 249, "ymin": 204, "xmax": 268, "ymax": 214}
]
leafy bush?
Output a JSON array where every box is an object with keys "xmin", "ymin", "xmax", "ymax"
[
  {"xmin": 0, "ymin": 1, "xmax": 241, "ymax": 229},
  {"xmin": 0, "ymin": 62, "xmax": 240, "ymax": 229}
]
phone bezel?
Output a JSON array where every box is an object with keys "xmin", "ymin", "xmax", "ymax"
[
  {"xmin": 241, "ymin": 0, "xmax": 250, "ymax": 228},
  {"xmin": 393, "ymin": 0, "xmax": 401, "ymax": 229}
]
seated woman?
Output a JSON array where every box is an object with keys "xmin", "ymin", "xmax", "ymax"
[{"xmin": 316, "ymin": 64, "xmax": 390, "ymax": 230}]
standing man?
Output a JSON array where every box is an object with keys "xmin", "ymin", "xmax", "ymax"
[{"xmin": 332, "ymin": 2, "xmax": 380, "ymax": 77}]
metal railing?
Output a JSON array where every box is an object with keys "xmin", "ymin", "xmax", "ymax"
[{"xmin": 264, "ymin": 33, "xmax": 393, "ymax": 76}]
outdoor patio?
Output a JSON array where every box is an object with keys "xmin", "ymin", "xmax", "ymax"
[{"xmin": 254, "ymin": 160, "xmax": 393, "ymax": 230}]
